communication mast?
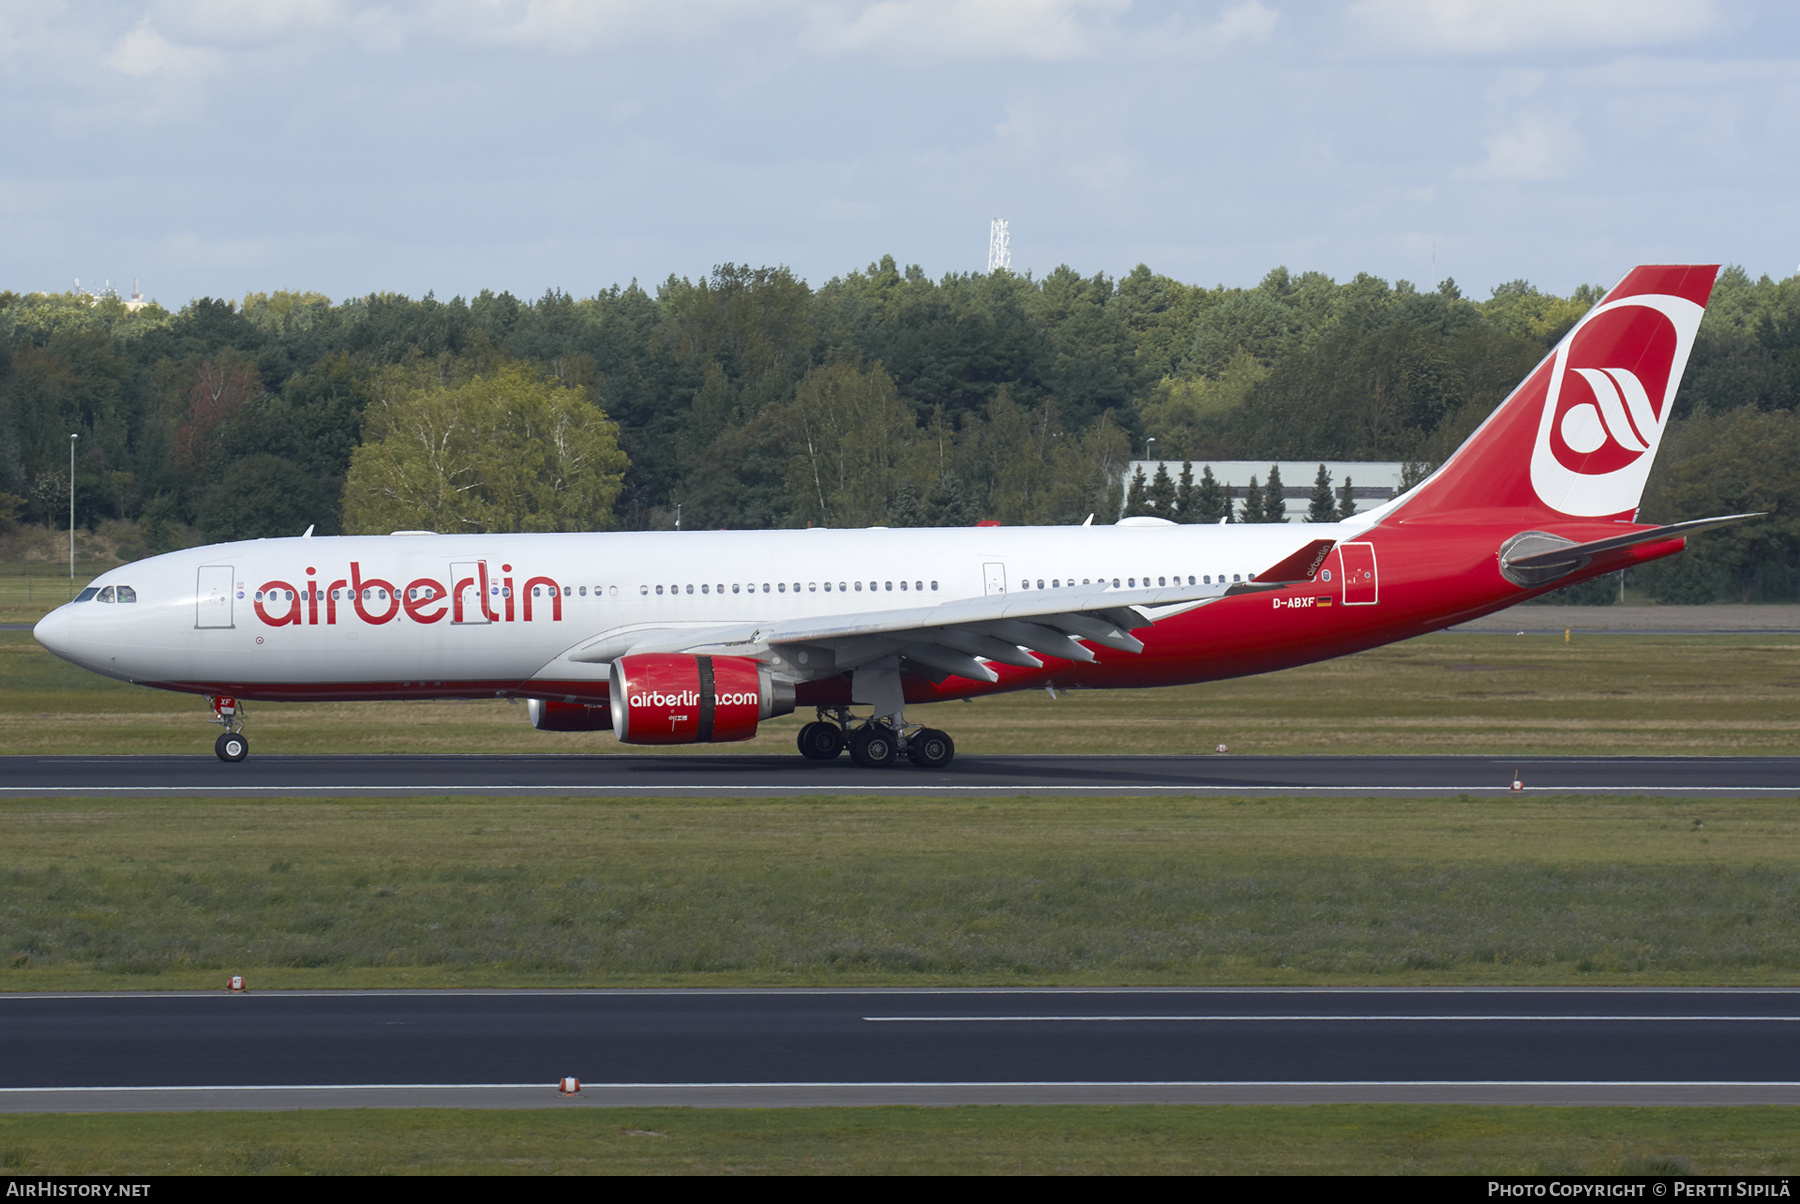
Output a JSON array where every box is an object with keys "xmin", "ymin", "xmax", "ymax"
[{"xmin": 987, "ymin": 218, "xmax": 1011, "ymax": 274}]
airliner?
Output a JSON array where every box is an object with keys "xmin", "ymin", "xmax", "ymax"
[{"xmin": 33, "ymin": 265, "xmax": 1750, "ymax": 768}]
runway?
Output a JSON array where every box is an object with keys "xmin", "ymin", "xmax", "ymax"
[
  {"xmin": 3, "ymin": 752, "xmax": 1798, "ymax": 797},
  {"xmin": 4, "ymin": 988, "xmax": 1800, "ymax": 1111}
]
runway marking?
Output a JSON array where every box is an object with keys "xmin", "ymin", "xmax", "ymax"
[
  {"xmin": 863, "ymin": 1014, "xmax": 1800, "ymax": 1023},
  {"xmin": 1, "ymin": 786, "xmax": 1794, "ymax": 795},
  {"xmin": 5, "ymin": 1080, "xmax": 1799, "ymax": 1094},
  {"xmin": 6, "ymin": 986, "xmax": 1800, "ymax": 1000}
]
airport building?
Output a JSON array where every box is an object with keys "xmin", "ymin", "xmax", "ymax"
[{"xmin": 1122, "ymin": 461, "xmax": 1408, "ymax": 522}]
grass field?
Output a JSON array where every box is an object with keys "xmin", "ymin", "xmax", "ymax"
[
  {"xmin": 5, "ymin": 628, "xmax": 1800, "ymax": 756},
  {"xmin": 0, "ymin": 560, "xmax": 113, "ymax": 624},
  {"xmin": 4, "ymin": 794, "xmax": 1798, "ymax": 990},
  {"xmin": 0, "ymin": 1105, "xmax": 1794, "ymax": 1174}
]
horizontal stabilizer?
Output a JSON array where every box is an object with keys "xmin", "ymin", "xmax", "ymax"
[{"xmin": 1504, "ymin": 513, "xmax": 1761, "ymax": 571}]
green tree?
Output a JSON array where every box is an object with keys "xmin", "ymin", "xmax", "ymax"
[
  {"xmin": 1262, "ymin": 464, "xmax": 1287, "ymax": 523},
  {"xmin": 197, "ymin": 454, "xmax": 332, "ymax": 541},
  {"xmin": 923, "ymin": 471, "xmax": 977, "ymax": 526},
  {"xmin": 1238, "ymin": 474, "xmax": 1263, "ymax": 523},
  {"xmin": 342, "ymin": 360, "xmax": 627, "ymax": 534},
  {"xmin": 784, "ymin": 357, "xmax": 917, "ymax": 528},
  {"xmin": 1174, "ymin": 461, "xmax": 1196, "ymax": 522},
  {"xmin": 1123, "ymin": 465, "xmax": 1150, "ymax": 517},
  {"xmin": 1337, "ymin": 475, "xmax": 1358, "ymax": 520},
  {"xmin": 1147, "ymin": 462, "xmax": 1176, "ymax": 519},
  {"xmin": 1193, "ymin": 465, "xmax": 1227, "ymax": 524},
  {"xmin": 1306, "ymin": 463, "xmax": 1336, "ymax": 522},
  {"xmin": 1638, "ymin": 409, "xmax": 1800, "ymax": 602}
]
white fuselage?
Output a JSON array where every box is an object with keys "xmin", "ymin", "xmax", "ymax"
[{"xmin": 33, "ymin": 522, "xmax": 1344, "ymax": 700}]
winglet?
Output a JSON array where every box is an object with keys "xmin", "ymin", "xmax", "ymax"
[{"xmin": 1253, "ymin": 538, "xmax": 1336, "ymax": 585}]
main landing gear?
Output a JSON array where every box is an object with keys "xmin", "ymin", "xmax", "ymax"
[
  {"xmin": 797, "ymin": 708, "xmax": 955, "ymax": 770},
  {"xmin": 208, "ymin": 695, "xmax": 248, "ymax": 762}
]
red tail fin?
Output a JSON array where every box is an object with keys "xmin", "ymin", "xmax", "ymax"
[{"xmin": 1393, "ymin": 265, "xmax": 1718, "ymax": 523}]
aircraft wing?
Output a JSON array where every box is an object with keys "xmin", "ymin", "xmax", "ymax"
[{"xmin": 563, "ymin": 538, "xmax": 1336, "ymax": 684}]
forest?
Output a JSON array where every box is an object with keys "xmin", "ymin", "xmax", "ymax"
[{"xmin": 2, "ymin": 258, "xmax": 1798, "ymax": 603}]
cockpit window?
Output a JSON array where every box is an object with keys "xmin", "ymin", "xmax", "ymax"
[
  {"xmin": 97, "ymin": 586, "xmax": 116, "ymax": 602},
  {"xmin": 116, "ymin": 586, "xmax": 136, "ymax": 603},
  {"xmin": 74, "ymin": 587, "xmax": 100, "ymax": 602}
]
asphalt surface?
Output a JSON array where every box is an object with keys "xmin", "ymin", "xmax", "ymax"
[
  {"xmin": 4, "ymin": 988, "xmax": 1800, "ymax": 1111},
  {"xmin": 4, "ymin": 752, "xmax": 1798, "ymax": 797}
]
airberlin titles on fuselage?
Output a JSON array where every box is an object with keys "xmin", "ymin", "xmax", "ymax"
[{"xmin": 249, "ymin": 561, "xmax": 563, "ymax": 628}]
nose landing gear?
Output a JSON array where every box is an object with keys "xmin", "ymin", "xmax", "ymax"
[
  {"xmin": 796, "ymin": 707, "xmax": 955, "ymax": 770},
  {"xmin": 209, "ymin": 695, "xmax": 248, "ymax": 762}
]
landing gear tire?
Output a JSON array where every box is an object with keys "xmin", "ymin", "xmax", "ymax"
[
  {"xmin": 908, "ymin": 728, "xmax": 954, "ymax": 769},
  {"xmin": 215, "ymin": 732, "xmax": 248, "ymax": 763},
  {"xmin": 797, "ymin": 721, "xmax": 845, "ymax": 761},
  {"xmin": 849, "ymin": 725, "xmax": 898, "ymax": 769}
]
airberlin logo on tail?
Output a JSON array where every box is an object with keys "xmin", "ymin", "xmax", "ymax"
[{"xmin": 1529, "ymin": 292, "xmax": 1705, "ymax": 517}]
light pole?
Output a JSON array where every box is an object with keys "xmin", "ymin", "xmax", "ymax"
[
  {"xmin": 68, "ymin": 433, "xmax": 78, "ymax": 594},
  {"xmin": 1145, "ymin": 437, "xmax": 1156, "ymax": 463}
]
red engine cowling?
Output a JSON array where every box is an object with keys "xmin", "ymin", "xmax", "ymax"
[
  {"xmin": 527, "ymin": 698, "xmax": 613, "ymax": 731},
  {"xmin": 609, "ymin": 653, "xmax": 795, "ymax": 745}
]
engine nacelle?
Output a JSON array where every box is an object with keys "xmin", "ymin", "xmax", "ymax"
[
  {"xmin": 609, "ymin": 653, "xmax": 795, "ymax": 745},
  {"xmin": 527, "ymin": 698, "xmax": 613, "ymax": 732}
]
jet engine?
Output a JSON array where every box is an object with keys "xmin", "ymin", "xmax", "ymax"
[
  {"xmin": 527, "ymin": 698, "xmax": 613, "ymax": 731},
  {"xmin": 609, "ymin": 653, "xmax": 795, "ymax": 745}
]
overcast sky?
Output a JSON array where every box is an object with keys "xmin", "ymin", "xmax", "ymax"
[{"xmin": 3, "ymin": 0, "xmax": 1797, "ymax": 306}]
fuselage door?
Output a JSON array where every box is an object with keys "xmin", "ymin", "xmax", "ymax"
[
  {"xmin": 450, "ymin": 561, "xmax": 491, "ymax": 624},
  {"xmin": 1338, "ymin": 543, "xmax": 1379, "ymax": 605},
  {"xmin": 196, "ymin": 565, "xmax": 234, "ymax": 629},
  {"xmin": 983, "ymin": 562, "xmax": 1007, "ymax": 596}
]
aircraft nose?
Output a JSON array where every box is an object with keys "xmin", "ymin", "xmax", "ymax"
[{"xmin": 33, "ymin": 607, "xmax": 71, "ymax": 659}]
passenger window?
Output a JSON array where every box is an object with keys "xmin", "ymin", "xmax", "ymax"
[
  {"xmin": 900, "ymin": 581, "xmax": 908, "ymax": 591},
  {"xmin": 854, "ymin": 581, "xmax": 862, "ymax": 591},
  {"xmin": 1233, "ymin": 574, "xmax": 1241, "ymax": 582},
  {"xmin": 763, "ymin": 584, "xmax": 770, "ymax": 593},
  {"xmin": 564, "ymin": 586, "xmax": 572, "ymax": 597},
  {"xmin": 809, "ymin": 583, "xmax": 817, "ymax": 593},
  {"xmin": 839, "ymin": 582, "xmax": 847, "ymax": 592},
  {"xmin": 98, "ymin": 586, "xmax": 115, "ymax": 602},
  {"xmin": 117, "ymin": 586, "xmax": 136, "ymax": 603},
  {"xmin": 685, "ymin": 584, "xmax": 693, "ymax": 595},
  {"xmin": 779, "ymin": 583, "xmax": 787, "ymax": 592},
  {"xmin": 701, "ymin": 584, "xmax": 710, "ymax": 594},
  {"xmin": 1127, "ymin": 578, "xmax": 1135, "ymax": 588},
  {"xmin": 930, "ymin": 580, "xmax": 938, "ymax": 591},
  {"xmin": 655, "ymin": 585, "xmax": 664, "ymax": 595},
  {"xmin": 1112, "ymin": 578, "xmax": 1121, "ymax": 588},
  {"xmin": 1158, "ymin": 577, "xmax": 1166, "ymax": 586}
]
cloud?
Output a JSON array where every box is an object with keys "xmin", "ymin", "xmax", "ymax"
[
  {"xmin": 1139, "ymin": 1, "xmax": 1279, "ymax": 60},
  {"xmin": 104, "ymin": 23, "xmax": 218, "ymax": 79},
  {"xmin": 803, "ymin": 0, "xmax": 1132, "ymax": 62},
  {"xmin": 1455, "ymin": 110, "xmax": 1586, "ymax": 180},
  {"xmin": 1347, "ymin": 0, "xmax": 1720, "ymax": 55},
  {"xmin": 422, "ymin": 0, "xmax": 771, "ymax": 52},
  {"xmin": 149, "ymin": 0, "xmax": 351, "ymax": 44}
]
